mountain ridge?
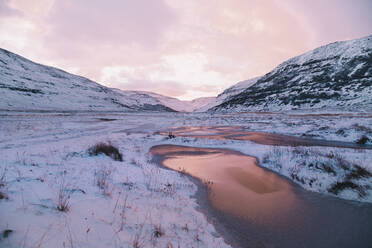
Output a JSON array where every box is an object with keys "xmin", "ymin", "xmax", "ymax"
[
  {"xmin": 208, "ymin": 35, "xmax": 372, "ymax": 112},
  {"xmin": 131, "ymin": 90, "xmax": 216, "ymax": 112},
  {"xmin": 2, "ymin": 35, "xmax": 371, "ymax": 113},
  {"xmin": 0, "ymin": 48, "xmax": 177, "ymax": 112},
  {"xmin": 196, "ymin": 77, "xmax": 260, "ymax": 112},
  {"xmin": 0, "ymin": 47, "xmax": 218, "ymax": 112}
]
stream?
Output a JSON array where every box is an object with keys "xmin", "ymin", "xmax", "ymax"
[
  {"xmin": 157, "ymin": 126, "xmax": 372, "ymax": 149},
  {"xmin": 150, "ymin": 144, "xmax": 372, "ymax": 248}
]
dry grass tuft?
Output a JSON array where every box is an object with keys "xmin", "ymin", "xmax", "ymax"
[
  {"xmin": 346, "ymin": 165, "xmax": 372, "ymax": 180},
  {"xmin": 95, "ymin": 166, "xmax": 112, "ymax": 196},
  {"xmin": 356, "ymin": 135, "xmax": 370, "ymax": 145},
  {"xmin": 167, "ymin": 132, "xmax": 176, "ymax": 139},
  {"xmin": 328, "ymin": 181, "xmax": 367, "ymax": 197},
  {"xmin": 132, "ymin": 224, "xmax": 145, "ymax": 248},
  {"xmin": 152, "ymin": 224, "xmax": 164, "ymax": 238},
  {"xmin": 57, "ymin": 178, "xmax": 71, "ymax": 212},
  {"xmin": 0, "ymin": 167, "xmax": 8, "ymax": 200},
  {"xmin": 2, "ymin": 229, "xmax": 13, "ymax": 239},
  {"xmin": 0, "ymin": 167, "xmax": 6, "ymax": 187},
  {"xmin": 0, "ymin": 191, "xmax": 9, "ymax": 200},
  {"xmin": 88, "ymin": 142, "xmax": 123, "ymax": 161}
]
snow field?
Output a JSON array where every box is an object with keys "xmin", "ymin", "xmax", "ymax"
[{"xmin": 0, "ymin": 111, "xmax": 371, "ymax": 247}]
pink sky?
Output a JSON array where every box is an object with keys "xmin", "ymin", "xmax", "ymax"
[{"xmin": 0, "ymin": 0, "xmax": 371, "ymax": 100}]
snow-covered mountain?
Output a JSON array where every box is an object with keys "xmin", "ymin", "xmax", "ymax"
[
  {"xmin": 209, "ymin": 35, "xmax": 372, "ymax": 112},
  {"xmin": 137, "ymin": 91, "xmax": 216, "ymax": 112},
  {"xmin": 0, "ymin": 48, "xmax": 175, "ymax": 112},
  {"xmin": 196, "ymin": 77, "xmax": 260, "ymax": 112},
  {"xmin": 188, "ymin": 96, "xmax": 216, "ymax": 112}
]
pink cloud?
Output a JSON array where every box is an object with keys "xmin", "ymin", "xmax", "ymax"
[
  {"xmin": 0, "ymin": 0, "xmax": 371, "ymax": 100},
  {"xmin": 0, "ymin": 0, "xmax": 18, "ymax": 16},
  {"xmin": 46, "ymin": 0, "xmax": 176, "ymax": 48}
]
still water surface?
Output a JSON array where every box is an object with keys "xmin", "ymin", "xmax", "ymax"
[
  {"xmin": 158, "ymin": 126, "xmax": 372, "ymax": 149},
  {"xmin": 151, "ymin": 145, "xmax": 372, "ymax": 248}
]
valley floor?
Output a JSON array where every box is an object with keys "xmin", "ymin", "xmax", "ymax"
[{"xmin": 0, "ymin": 111, "xmax": 371, "ymax": 247}]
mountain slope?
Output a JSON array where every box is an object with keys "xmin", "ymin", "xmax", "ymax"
[
  {"xmin": 0, "ymin": 48, "xmax": 175, "ymax": 112},
  {"xmin": 110, "ymin": 89, "xmax": 177, "ymax": 112},
  {"xmin": 210, "ymin": 35, "xmax": 372, "ymax": 112},
  {"xmin": 188, "ymin": 96, "xmax": 216, "ymax": 112},
  {"xmin": 196, "ymin": 77, "xmax": 260, "ymax": 112},
  {"xmin": 138, "ymin": 91, "xmax": 216, "ymax": 112}
]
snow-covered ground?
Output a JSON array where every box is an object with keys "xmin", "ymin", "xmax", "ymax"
[{"xmin": 0, "ymin": 111, "xmax": 371, "ymax": 247}]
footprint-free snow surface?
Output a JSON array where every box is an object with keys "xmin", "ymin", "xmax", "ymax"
[{"xmin": 1, "ymin": 111, "xmax": 371, "ymax": 248}]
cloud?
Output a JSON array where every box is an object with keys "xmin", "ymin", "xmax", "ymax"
[
  {"xmin": 99, "ymin": 52, "xmax": 238, "ymax": 99},
  {"xmin": 0, "ymin": 0, "xmax": 371, "ymax": 100},
  {"xmin": 6, "ymin": 0, "xmax": 54, "ymax": 17},
  {"xmin": 163, "ymin": 0, "xmax": 312, "ymax": 74},
  {"xmin": 47, "ymin": 0, "xmax": 175, "ymax": 47},
  {"xmin": 30, "ymin": 0, "xmax": 178, "ymax": 83},
  {"xmin": 279, "ymin": 0, "xmax": 372, "ymax": 48},
  {"xmin": 101, "ymin": 65, "xmax": 188, "ymax": 97},
  {"xmin": 0, "ymin": 0, "xmax": 21, "ymax": 17}
]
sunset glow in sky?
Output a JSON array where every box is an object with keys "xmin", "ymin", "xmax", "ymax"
[{"xmin": 1, "ymin": 0, "xmax": 371, "ymax": 100}]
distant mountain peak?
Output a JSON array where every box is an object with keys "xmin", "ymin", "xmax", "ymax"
[{"xmin": 133, "ymin": 90, "xmax": 216, "ymax": 112}]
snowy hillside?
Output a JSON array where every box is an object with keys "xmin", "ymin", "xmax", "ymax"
[
  {"xmin": 197, "ymin": 77, "xmax": 259, "ymax": 112},
  {"xmin": 138, "ymin": 91, "xmax": 216, "ymax": 112},
  {"xmin": 187, "ymin": 97, "xmax": 217, "ymax": 112},
  {"xmin": 210, "ymin": 35, "xmax": 372, "ymax": 112},
  {"xmin": 110, "ymin": 89, "xmax": 177, "ymax": 112},
  {"xmin": 0, "ymin": 48, "xmax": 175, "ymax": 112}
]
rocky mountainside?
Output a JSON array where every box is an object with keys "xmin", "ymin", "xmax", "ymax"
[
  {"xmin": 0, "ymin": 48, "xmax": 175, "ymax": 112},
  {"xmin": 210, "ymin": 35, "xmax": 372, "ymax": 112}
]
